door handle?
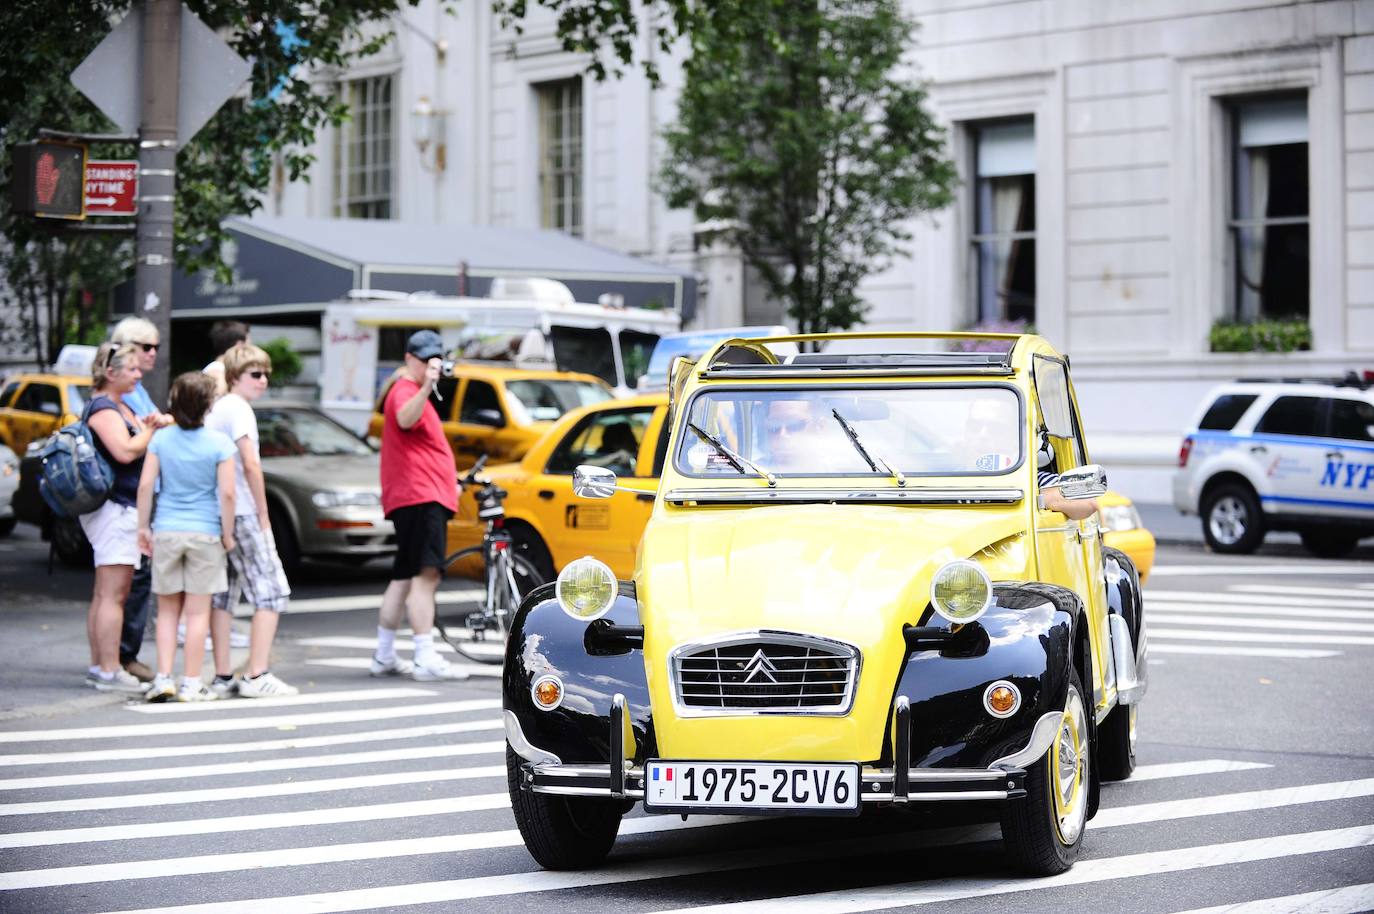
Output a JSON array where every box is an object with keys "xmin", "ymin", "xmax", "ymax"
[
  {"xmin": 1326, "ymin": 451, "xmax": 1344, "ymax": 460},
  {"xmin": 538, "ymin": 490, "xmax": 555, "ymax": 500},
  {"xmin": 1249, "ymin": 445, "xmax": 1268, "ymax": 455},
  {"xmin": 636, "ymin": 492, "xmax": 654, "ymax": 503}
]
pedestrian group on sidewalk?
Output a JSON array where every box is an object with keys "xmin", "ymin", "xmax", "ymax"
[{"xmin": 79, "ymin": 320, "xmax": 467, "ymax": 701}]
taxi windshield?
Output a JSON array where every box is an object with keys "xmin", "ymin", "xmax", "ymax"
[
  {"xmin": 505, "ymin": 379, "xmax": 612, "ymax": 422},
  {"xmin": 674, "ymin": 386, "xmax": 1023, "ymax": 478}
]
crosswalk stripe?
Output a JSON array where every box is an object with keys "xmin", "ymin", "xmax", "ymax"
[
  {"xmin": 0, "ymin": 698, "xmax": 500, "ymax": 744},
  {"xmin": 1149, "ymin": 644, "xmax": 1342, "ymax": 659},
  {"xmin": 89, "ymin": 824, "xmax": 1374, "ymax": 914},
  {"xmin": 1147, "ymin": 591, "xmax": 1374, "ymax": 612},
  {"xmin": 1170, "ymin": 883, "xmax": 1374, "ymax": 914},
  {"xmin": 1150, "ymin": 564, "xmax": 1374, "ymax": 577},
  {"xmin": 0, "ymin": 795, "xmax": 510, "ymax": 849},
  {"xmin": 0, "ymin": 718, "xmax": 502, "ymax": 768},
  {"xmin": 1144, "ymin": 601, "xmax": 1374, "ymax": 621},
  {"xmin": 640, "ymin": 826, "xmax": 1374, "ymax": 914},
  {"xmin": 307, "ymin": 657, "xmax": 501, "ymax": 677},
  {"xmin": 1147, "ymin": 613, "xmax": 1374, "ymax": 633},
  {"xmin": 0, "ymin": 767, "xmax": 507, "ymax": 817},
  {"xmin": 0, "ymin": 814, "xmax": 754, "ymax": 891},
  {"xmin": 1119, "ymin": 759, "xmax": 1270, "ymax": 781},
  {"xmin": 122, "ymin": 687, "xmax": 437, "ymax": 714},
  {"xmin": 0, "ymin": 741, "xmax": 505, "ymax": 791},
  {"xmin": 296, "ymin": 635, "xmax": 502, "ymax": 658},
  {"xmin": 1150, "ymin": 628, "xmax": 1374, "ymax": 646},
  {"xmin": 285, "ymin": 589, "xmax": 484, "ymax": 614},
  {"xmin": 0, "ymin": 756, "xmax": 1276, "ymax": 850},
  {"xmin": 1092, "ymin": 777, "xmax": 1374, "ymax": 829},
  {"xmin": 1228, "ymin": 583, "xmax": 1374, "ymax": 600}
]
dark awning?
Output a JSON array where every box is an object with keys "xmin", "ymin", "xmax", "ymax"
[{"xmin": 117, "ymin": 215, "xmax": 696, "ymax": 320}]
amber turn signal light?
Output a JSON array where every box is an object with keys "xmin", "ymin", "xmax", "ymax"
[
  {"xmin": 532, "ymin": 675, "xmax": 564, "ymax": 711},
  {"xmin": 983, "ymin": 680, "xmax": 1020, "ymax": 718}
]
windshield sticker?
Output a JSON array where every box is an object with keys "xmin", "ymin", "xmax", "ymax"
[{"xmin": 976, "ymin": 453, "xmax": 1016, "ymax": 471}]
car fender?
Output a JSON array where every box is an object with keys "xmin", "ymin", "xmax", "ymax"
[
  {"xmin": 888, "ymin": 582, "xmax": 1085, "ymax": 772},
  {"xmin": 1195, "ymin": 446, "xmax": 1269, "ymax": 503},
  {"xmin": 503, "ymin": 582, "xmax": 652, "ymax": 767}
]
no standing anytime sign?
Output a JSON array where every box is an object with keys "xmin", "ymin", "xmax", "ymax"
[{"xmin": 84, "ymin": 160, "xmax": 138, "ymax": 216}]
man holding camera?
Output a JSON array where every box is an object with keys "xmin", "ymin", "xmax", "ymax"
[{"xmin": 371, "ymin": 330, "xmax": 466, "ymax": 681}]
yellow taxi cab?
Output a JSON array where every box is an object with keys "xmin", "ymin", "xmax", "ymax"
[
  {"xmin": 450, "ymin": 390, "xmax": 1155, "ymax": 584},
  {"xmin": 502, "ymin": 331, "xmax": 1150, "ymax": 877},
  {"xmin": 446, "ymin": 392, "xmax": 668, "ymax": 580},
  {"xmin": 0, "ymin": 373, "xmax": 91, "ymax": 456},
  {"xmin": 368, "ymin": 364, "xmax": 613, "ymax": 469}
]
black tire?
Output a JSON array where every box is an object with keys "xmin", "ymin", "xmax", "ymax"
[
  {"xmin": 439, "ymin": 545, "xmax": 543, "ymax": 664},
  {"xmin": 508, "ymin": 522, "xmax": 556, "ymax": 582},
  {"xmin": 1300, "ymin": 530, "xmax": 1360, "ymax": 558},
  {"xmin": 0, "ymin": 516, "xmax": 15, "ymax": 538},
  {"xmin": 1097, "ymin": 702, "xmax": 1137, "ymax": 782},
  {"xmin": 1001, "ymin": 667, "xmax": 1090, "ymax": 876},
  {"xmin": 266, "ymin": 503, "xmax": 301, "ymax": 580},
  {"xmin": 1200, "ymin": 483, "xmax": 1265, "ymax": 554},
  {"xmin": 506, "ymin": 745, "xmax": 622, "ymax": 869},
  {"xmin": 52, "ymin": 516, "xmax": 92, "ymax": 567}
]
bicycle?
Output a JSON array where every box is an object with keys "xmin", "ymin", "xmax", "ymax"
[{"xmin": 436, "ymin": 455, "xmax": 545, "ymax": 664}]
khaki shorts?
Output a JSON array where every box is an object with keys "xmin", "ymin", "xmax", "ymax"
[{"xmin": 152, "ymin": 532, "xmax": 227, "ymax": 596}]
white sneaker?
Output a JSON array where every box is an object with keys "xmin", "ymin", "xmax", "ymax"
[
  {"xmin": 370, "ymin": 654, "xmax": 414, "ymax": 677},
  {"xmin": 145, "ymin": 675, "xmax": 176, "ymax": 703},
  {"xmin": 412, "ymin": 654, "xmax": 468, "ymax": 682},
  {"xmin": 210, "ymin": 676, "xmax": 239, "ymax": 698},
  {"xmin": 176, "ymin": 680, "xmax": 219, "ymax": 702},
  {"xmin": 237, "ymin": 671, "xmax": 299, "ymax": 698},
  {"xmin": 87, "ymin": 668, "xmax": 149, "ymax": 694}
]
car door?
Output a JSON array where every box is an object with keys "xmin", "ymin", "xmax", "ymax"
[
  {"xmin": 11, "ymin": 382, "xmax": 63, "ymax": 455},
  {"xmin": 527, "ymin": 404, "xmax": 662, "ymax": 578},
  {"xmin": 1250, "ymin": 395, "xmax": 1331, "ymax": 519},
  {"xmin": 1032, "ymin": 355, "xmax": 1111, "ymax": 710},
  {"xmin": 449, "ymin": 378, "xmax": 525, "ymax": 467},
  {"xmin": 0, "ymin": 380, "xmax": 22, "ymax": 451},
  {"xmin": 1316, "ymin": 395, "xmax": 1374, "ymax": 517}
]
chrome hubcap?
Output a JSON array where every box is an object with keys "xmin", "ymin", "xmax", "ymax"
[
  {"xmin": 1208, "ymin": 496, "xmax": 1248, "ymax": 545},
  {"xmin": 1128, "ymin": 703, "xmax": 1138, "ymax": 754},
  {"xmin": 1052, "ymin": 686, "xmax": 1089, "ymax": 844}
]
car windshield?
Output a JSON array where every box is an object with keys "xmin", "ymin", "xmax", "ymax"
[
  {"xmin": 674, "ymin": 386, "xmax": 1023, "ymax": 477},
  {"xmin": 505, "ymin": 379, "xmax": 612, "ymax": 422},
  {"xmin": 255, "ymin": 407, "xmax": 373, "ymax": 458}
]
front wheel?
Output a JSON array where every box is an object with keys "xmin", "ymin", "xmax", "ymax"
[
  {"xmin": 507, "ymin": 745, "xmax": 622, "ymax": 869},
  {"xmin": 1000, "ymin": 670, "xmax": 1090, "ymax": 875},
  {"xmin": 0, "ymin": 516, "xmax": 15, "ymax": 538},
  {"xmin": 1201, "ymin": 483, "xmax": 1265, "ymax": 554},
  {"xmin": 439, "ymin": 545, "xmax": 543, "ymax": 664}
]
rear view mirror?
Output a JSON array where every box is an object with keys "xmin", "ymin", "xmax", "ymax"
[
  {"xmin": 573, "ymin": 465, "xmax": 617, "ymax": 499},
  {"xmin": 1056, "ymin": 464, "xmax": 1107, "ymax": 499}
]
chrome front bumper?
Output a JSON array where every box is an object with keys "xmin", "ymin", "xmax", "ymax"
[{"xmin": 508, "ymin": 693, "xmax": 1064, "ymax": 809}]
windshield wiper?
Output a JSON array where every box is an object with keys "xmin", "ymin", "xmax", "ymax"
[
  {"xmin": 686, "ymin": 422, "xmax": 776, "ymax": 487},
  {"xmin": 831, "ymin": 409, "xmax": 906, "ymax": 487}
]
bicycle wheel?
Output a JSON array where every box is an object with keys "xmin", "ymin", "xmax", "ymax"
[{"xmin": 438, "ymin": 545, "xmax": 544, "ymax": 664}]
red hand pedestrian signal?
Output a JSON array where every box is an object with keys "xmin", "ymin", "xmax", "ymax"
[
  {"xmin": 35, "ymin": 152, "xmax": 60, "ymax": 206},
  {"xmin": 9, "ymin": 140, "xmax": 85, "ymax": 220}
]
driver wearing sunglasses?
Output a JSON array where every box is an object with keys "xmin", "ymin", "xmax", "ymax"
[{"xmin": 764, "ymin": 398, "xmax": 828, "ymax": 472}]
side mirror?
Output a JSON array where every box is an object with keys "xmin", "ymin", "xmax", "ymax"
[
  {"xmin": 471, "ymin": 408, "xmax": 505, "ymax": 428},
  {"xmin": 573, "ymin": 465, "xmax": 617, "ymax": 499},
  {"xmin": 1056, "ymin": 464, "xmax": 1107, "ymax": 499}
]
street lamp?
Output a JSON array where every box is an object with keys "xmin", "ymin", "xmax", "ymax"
[{"xmin": 411, "ymin": 95, "xmax": 448, "ymax": 172}]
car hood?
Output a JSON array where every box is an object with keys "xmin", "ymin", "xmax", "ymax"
[
  {"xmin": 263, "ymin": 454, "xmax": 381, "ymax": 491},
  {"xmin": 636, "ymin": 502, "xmax": 1030, "ymax": 761}
]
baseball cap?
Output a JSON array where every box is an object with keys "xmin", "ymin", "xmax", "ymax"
[{"xmin": 405, "ymin": 329, "xmax": 444, "ymax": 361}]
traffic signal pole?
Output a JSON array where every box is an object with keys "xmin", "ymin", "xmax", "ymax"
[{"xmin": 134, "ymin": 0, "xmax": 180, "ymax": 405}]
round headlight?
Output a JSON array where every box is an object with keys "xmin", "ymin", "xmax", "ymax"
[
  {"xmin": 555, "ymin": 556, "xmax": 617, "ymax": 622},
  {"xmin": 929, "ymin": 560, "xmax": 992, "ymax": 625}
]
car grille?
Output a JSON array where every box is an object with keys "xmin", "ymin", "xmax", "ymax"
[{"xmin": 672, "ymin": 634, "xmax": 859, "ymax": 715}]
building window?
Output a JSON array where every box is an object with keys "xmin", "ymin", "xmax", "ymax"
[
  {"xmin": 1229, "ymin": 95, "xmax": 1308, "ymax": 322},
  {"xmin": 333, "ymin": 75, "xmax": 394, "ymax": 219},
  {"xmin": 969, "ymin": 119, "xmax": 1035, "ymax": 325},
  {"xmin": 536, "ymin": 78, "xmax": 583, "ymax": 237}
]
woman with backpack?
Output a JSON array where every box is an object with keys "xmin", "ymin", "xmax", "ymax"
[
  {"xmin": 81, "ymin": 341, "xmax": 156, "ymax": 693},
  {"xmin": 136, "ymin": 372, "xmax": 237, "ymax": 702}
]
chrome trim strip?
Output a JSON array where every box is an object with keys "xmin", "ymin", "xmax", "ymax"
[
  {"xmin": 667, "ymin": 629, "xmax": 862, "ymax": 718},
  {"xmin": 537, "ymin": 785, "xmax": 647, "ymax": 799},
  {"xmin": 864, "ymin": 769, "xmax": 1011, "ymax": 783},
  {"xmin": 610, "ymin": 694, "xmax": 627, "ymax": 799},
  {"xmin": 665, "ymin": 487, "xmax": 1025, "ymax": 505},
  {"xmin": 701, "ymin": 366, "xmax": 1016, "ymax": 379},
  {"xmin": 904, "ymin": 790, "xmax": 1010, "ymax": 801},
  {"xmin": 1110, "ymin": 614, "xmax": 1147, "ymax": 705},
  {"xmin": 893, "ymin": 696, "xmax": 910, "ymax": 804},
  {"xmin": 989, "ymin": 711, "xmax": 1064, "ymax": 770},
  {"xmin": 504, "ymin": 710, "xmax": 562, "ymax": 766}
]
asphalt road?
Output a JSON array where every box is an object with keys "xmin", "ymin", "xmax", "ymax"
[{"xmin": 1, "ymin": 524, "xmax": 1372, "ymax": 913}]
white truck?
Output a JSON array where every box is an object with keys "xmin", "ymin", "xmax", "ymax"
[{"xmin": 319, "ymin": 279, "xmax": 680, "ymax": 433}]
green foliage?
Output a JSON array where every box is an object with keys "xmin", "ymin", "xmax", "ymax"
[
  {"xmin": 1209, "ymin": 319, "xmax": 1312, "ymax": 353},
  {"xmin": 258, "ymin": 337, "xmax": 303, "ymax": 388},
  {"xmin": 658, "ymin": 0, "xmax": 955, "ymax": 337},
  {"xmin": 492, "ymin": 0, "xmax": 698, "ymax": 84},
  {"xmin": 0, "ymin": 0, "xmax": 427, "ymax": 362}
]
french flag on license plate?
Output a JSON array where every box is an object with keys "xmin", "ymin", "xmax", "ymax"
[{"xmin": 653, "ymin": 766, "xmax": 673, "ymax": 781}]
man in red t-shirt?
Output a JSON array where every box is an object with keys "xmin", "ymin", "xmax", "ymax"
[{"xmin": 371, "ymin": 330, "xmax": 466, "ymax": 681}]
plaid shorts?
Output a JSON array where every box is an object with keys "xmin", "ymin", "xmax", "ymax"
[{"xmin": 212, "ymin": 514, "xmax": 291, "ymax": 613}]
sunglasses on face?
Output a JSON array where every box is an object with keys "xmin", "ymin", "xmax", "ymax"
[
  {"xmin": 248, "ymin": 370, "xmax": 270, "ymax": 380},
  {"xmin": 135, "ymin": 342, "xmax": 159, "ymax": 353},
  {"xmin": 766, "ymin": 419, "xmax": 808, "ymax": 436}
]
